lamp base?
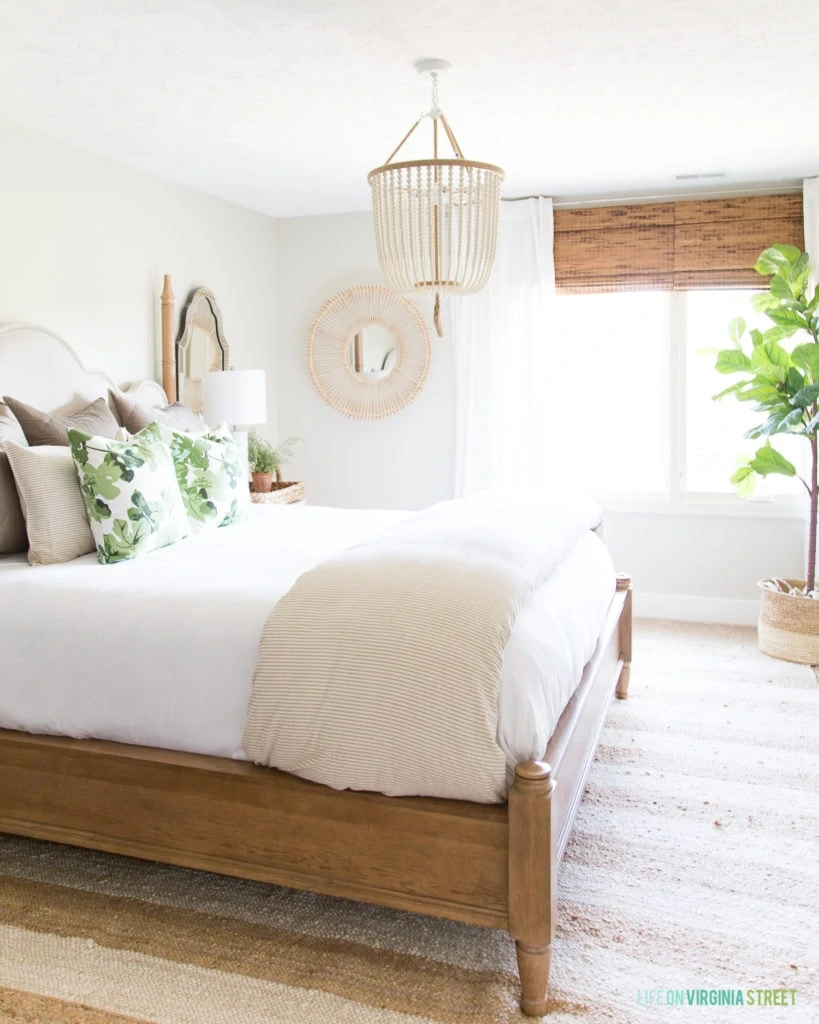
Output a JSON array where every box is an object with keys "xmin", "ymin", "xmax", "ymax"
[{"xmin": 231, "ymin": 429, "xmax": 249, "ymax": 479}]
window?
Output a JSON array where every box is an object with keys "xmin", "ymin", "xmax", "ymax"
[
  {"xmin": 549, "ymin": 292, "xmax": 670, "ymax": 495},
  {"xmin": 684, "ymin": 290, "xmax": 802, "ymax": 497},
  {"xmin": 553, "ymin": 288, "xmax": 804, "ymax": 505},
  {"xmin": 548, "ymin": 192, "xmax": 806, "ymax": 509}
]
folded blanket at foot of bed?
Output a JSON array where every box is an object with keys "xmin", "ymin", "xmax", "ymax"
[{"xmin": 242, "ymin": 492, "xmax": 603, "ymax": 803}]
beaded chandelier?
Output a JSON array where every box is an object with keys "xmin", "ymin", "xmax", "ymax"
[{"xmin": 368, "ymin": 59, "xmax": 504, "ymax": 336}]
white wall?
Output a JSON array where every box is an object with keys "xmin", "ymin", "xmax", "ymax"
[
  {"xmin": 276, "ymin": 210, "xmax": 806, "ymax": 622},
  {"xmin": 605, "ymin": 508, "xmax": 804, "ymax": 622},
  {"xmin": 2, "ymin": 120, "xmax": 802, "ymax": 625},
  {"xmin": 276, "ymin": 213, "xmax": 454, "ymax": 510},
  {"xmin": 0, "ymin": 121, "xmax": 278, "ymax": 438}
]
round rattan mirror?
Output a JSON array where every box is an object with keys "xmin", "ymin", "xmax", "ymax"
[{"xmin": 308, "ymin": 286, "xmax": 430, "ymax": 420}]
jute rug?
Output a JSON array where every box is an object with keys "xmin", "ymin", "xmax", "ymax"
[{"xmin": 1, "ymin": 622, "xmax": 817, "ymax": 1024}]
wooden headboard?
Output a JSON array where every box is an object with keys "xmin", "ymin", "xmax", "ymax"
[
  {"xmin": 0, "ymin": 323, "xmax": 168, "ymax": 415},
  {"xmin": 161, "ymin": 274, "xmax": 176, "ymax": 403}
]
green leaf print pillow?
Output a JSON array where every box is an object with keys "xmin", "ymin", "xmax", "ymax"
[
  {"xmin": 68, "ymin": 421, "xmax": 189, "ymax": 564},
  {"xmin": 169, "ymin": 424, "xmax": 250, "ymax": 531}
]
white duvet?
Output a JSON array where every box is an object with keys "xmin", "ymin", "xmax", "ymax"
[{"xmin": 0, "ymin": 503, "xmax": 615, "ymax": 770}]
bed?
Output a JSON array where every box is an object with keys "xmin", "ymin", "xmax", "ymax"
[{"xmin": 0, "ymin": 318, "xmax": 632, "ymax": 1017}]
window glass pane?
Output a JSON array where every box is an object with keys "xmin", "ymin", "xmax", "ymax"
[
  {"xmin": 685, "ymin": 290, "xmax": 803, "ymax": 495},
  {"xmin": 548, "ymin": 292, "xmax": 669, "ymax": 495}
]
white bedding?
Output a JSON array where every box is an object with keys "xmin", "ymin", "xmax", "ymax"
[{"xmin": 0, "ymin": 503, "xmax": 615, "ymax": 770}]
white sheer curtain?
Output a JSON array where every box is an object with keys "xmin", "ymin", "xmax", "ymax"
[
  {"xmin": 805, "ymin": 177, "xmax": 819, "ymax": 285},
  {"xmin": 449, "ymin": 197, "xmax": 555, "ymax": 496}
]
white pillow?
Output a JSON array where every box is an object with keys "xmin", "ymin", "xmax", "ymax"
[{"xmin": 4, "ymin": 441, "xmax": 95, "ymax": 566}]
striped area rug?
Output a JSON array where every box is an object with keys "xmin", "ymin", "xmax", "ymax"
[{"xmin": 1, "ymin": 621, "xmax": 817, "ymax": 1024}]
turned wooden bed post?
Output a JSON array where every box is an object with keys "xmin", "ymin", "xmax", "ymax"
[
  {"xmin": 161, "ymin": 274, "xmax": 176, "ymax": 402},
  {"xmin": 615, "ymin": 573, "xmax": 632, "ymax": 699},
  {"xmin": 509, "ymin": 760, "xmax": 555, "ymax": 1017}
]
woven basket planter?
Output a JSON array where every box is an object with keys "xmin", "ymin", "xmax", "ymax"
[
  {"xmin": 758, "ymin": 579, "xmax": 819, "ymax": 664},
  {"xmin": 249, "ymin": 481, "xmax": 304, "ymax": 506}
]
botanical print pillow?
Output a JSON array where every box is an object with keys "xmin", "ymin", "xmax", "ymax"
[
  {"xmin": 68, "ymin": 422, "xmax": 189, "ymax": 564},
  {"xmin": 169, "ymin": 424, "xmax": 250, "ymax": 531}
]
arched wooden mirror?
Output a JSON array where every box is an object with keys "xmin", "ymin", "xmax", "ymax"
[{"xmin": 176, "ymin": 288, "xmax": 230, "ymax": 413}]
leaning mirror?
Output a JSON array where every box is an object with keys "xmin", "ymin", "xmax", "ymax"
[
  {"xmin": 308, "ymin": 286, "xmax": 430, "ymax": 419},
  {"xmin": 176, "ymin": 288, "xmax": 230, "ymax": 413}
]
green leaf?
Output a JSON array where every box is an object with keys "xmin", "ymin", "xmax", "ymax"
[
  {"xmin": 791, "ymin": 343, "xmax": 819, "ymax": 381},
  {"xmin": 127, "ymin": 490, "xmax": 160, "ymax": 529},
  {"xmin": 728, "ymin": 317, "xmax": 746, "ymax": 346},
  {"xmin": 730, "ymin": 462, "xmax": 756, "ymax": 498},
  {"xmin": 749, "ymin": 442, "xmax": 797, "ymax": 477},
  {"xmin": 791, "ymin": 252, "xmax": 812, "ymax": 299},
  {"xmin": 736, "ymin": 471, "xmax": 757, "ymax": 498},
  {"xmin": 749, "ymin": 328, "xmax": 765, "ymax": 347},
  {"xmin": 786, "ymin": 367, "xmax": 806, "ymax": 394},
  {"xmin": 762, "ymin": 325, "xmax": 798, "ymax": 344},
  {"xmin": 770, "ymin": 274, "xmax": 795, "ymax": 300},
  {"xmin": 750, "ymin": 341, "xmax": 791, "ymax": 382},
  {"xmin": 791, "ymin": 383, "xmax": 819, "ymax": 408},
  {"xmin": 734, "ymin": 383, "xmax": 782, "ymax": 404},
  {"xmin": 746, "ymin": 408, "xmax": 805, "ymax": 438},
  {"xmin": 751, "ymin": 292, "xmax": 781, "ymax": 313},
  {"xmin": 755, "ymin": 244, "xmax": 802, "ymax": 275},
  {"xmin": 712, "ymin": 380, "xmax": 747, "ymax": 401},
  {"xmin": 715, "ymin": 349, "xmax": 752, "ymax": 374},
  {"xmin": 766, "ymin": 306, "xmax": 810, "ymax": 330}
]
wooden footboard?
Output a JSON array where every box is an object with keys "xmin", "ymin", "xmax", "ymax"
[{"xmin": 0, "ymin": 575, "xmax": 632, "ymax": 1015}]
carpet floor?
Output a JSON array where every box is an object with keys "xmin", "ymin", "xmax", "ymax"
[{"xmin": 1, "ymin": 621, "xmax": 817, "ymax": 1024}]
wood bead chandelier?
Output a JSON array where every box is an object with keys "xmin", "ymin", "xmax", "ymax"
[{"xmin": 368, "ymin": 59, "xmax": 505, "ymax": 336}]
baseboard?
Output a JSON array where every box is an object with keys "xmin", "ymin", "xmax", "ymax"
[{"xmin": 634, "ymin": 592, "xmax": 758, "ymax": 626}]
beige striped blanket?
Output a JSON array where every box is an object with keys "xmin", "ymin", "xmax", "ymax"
[{"xmin": 242, "ymin": 493, "xmax": 602, "ymax": 803}]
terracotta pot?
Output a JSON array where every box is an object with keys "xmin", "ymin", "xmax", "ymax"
[
  {"xmin": 251, "ymin": 472, "xmax": 274, "ymax": 494},
  {"xmin": 758, "ymin": 578, "xmax": 819, "ymax": 664}
]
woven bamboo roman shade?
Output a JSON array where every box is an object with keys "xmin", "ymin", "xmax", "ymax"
[{"xmin": 554, "ymin": 193, "xmax": 804, "ymax": 292}]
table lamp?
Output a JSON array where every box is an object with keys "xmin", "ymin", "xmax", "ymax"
[{"xmin": 202, "ymin": 369, "xmax": 267, "ymax": 470}]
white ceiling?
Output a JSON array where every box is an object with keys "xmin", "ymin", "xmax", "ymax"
[{"xmin": 1, "ymin": 0, "xmax": 817, "ymax": 218}]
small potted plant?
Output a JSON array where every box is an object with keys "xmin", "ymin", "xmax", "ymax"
[
  {"xmin": 248, "ymin": 434, "xmax": 277, "ymax": 493},
  {"xmin": 247, "ymin": 434, "xmax": 300, "ymax": 493},
  {"xmin": 714, "ymin": 244, "xmax": 819, "ymax": 663}
]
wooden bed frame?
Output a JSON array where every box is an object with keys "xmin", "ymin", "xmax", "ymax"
[{"xmin": 0, "ymin": 310, "xmax": 633, "ymax": 1016}]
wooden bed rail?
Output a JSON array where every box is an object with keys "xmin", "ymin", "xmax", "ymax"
[{"xmin": 0, "ymin": 575, "xmax": 632, "ymax": 1016}]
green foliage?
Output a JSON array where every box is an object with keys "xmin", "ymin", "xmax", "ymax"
[
  {"xmin": 169, "ymin": 427, "xmax": 248, "ymax": 529},
  {"xmin": 714, "ymin": 245, "xmax": 819, "ymax": 584},
  {"xmin": 248, "ymin": 433, "xmax": 301, "ymax": 474}
]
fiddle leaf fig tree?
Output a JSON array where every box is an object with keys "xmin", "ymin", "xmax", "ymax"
[{"xmin": 714, "ymin": 245, "xmax": 819, "ymax": 592}]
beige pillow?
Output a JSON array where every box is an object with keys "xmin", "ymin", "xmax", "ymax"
[
  {"xmin": 0, "ymin": 403, "xmax": 29, "ymax": 554},
  {"xmin": 5, "ymin": 441, "xmax": 95, "ymax": 566},
  {"xmin": 3, "ymin": 395, "xmax": 120, "ymax": 447},
  {"xmin": 109, "ymin": 390, "xmax": 204, "ymax": 434}
]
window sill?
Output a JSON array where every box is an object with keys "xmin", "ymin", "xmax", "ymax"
[{"xmin": 599, "ymin": 495, "xmax": 807, "ymax": 520}]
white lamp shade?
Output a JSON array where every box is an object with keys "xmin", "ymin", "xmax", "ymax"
[{"xmin": 202, "ymin": 370, "xmax": 267, "ymax": 426}]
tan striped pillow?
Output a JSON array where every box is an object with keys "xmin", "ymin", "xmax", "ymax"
[{"xmin": 4, "ymin": 441, "xmax": 95, "ymax": 566}]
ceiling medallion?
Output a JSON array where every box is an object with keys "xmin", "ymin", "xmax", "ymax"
[{"xmin": 368, "ymin": 59, "xmax": 505, "ymax": 336}]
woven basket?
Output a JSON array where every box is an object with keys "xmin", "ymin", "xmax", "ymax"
[
  {"xmin": 758, "ymin": 579, "xmax": 819, "ymax": 664},
  {"xmin": 250, "ymin": 481, "xmax": 305, "ymax": 505}
]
